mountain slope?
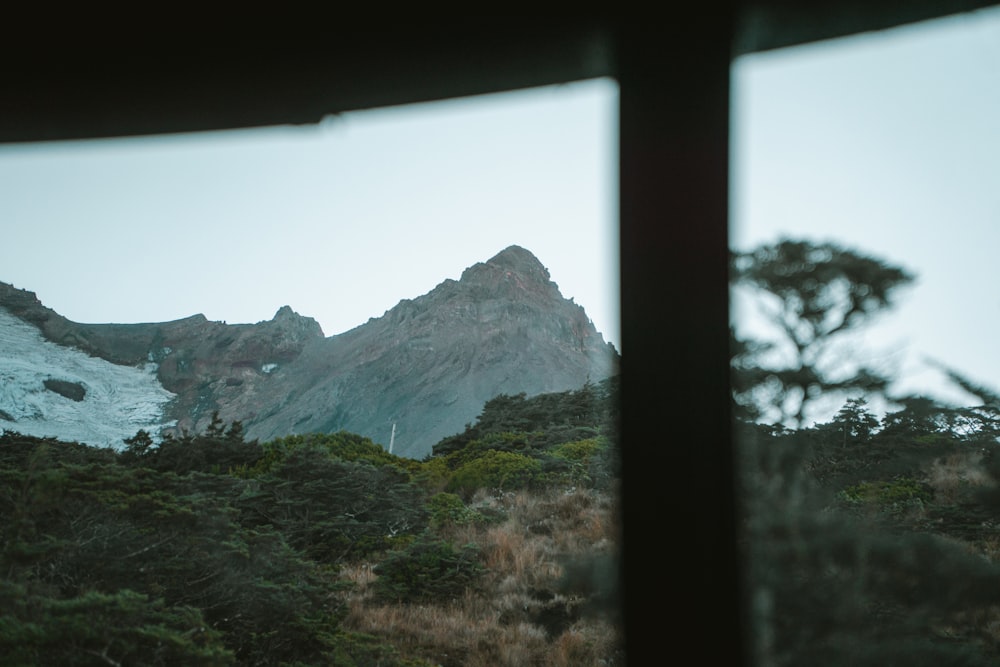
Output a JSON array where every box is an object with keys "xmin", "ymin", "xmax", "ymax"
[
  {"xmin": 241, "ymin": 246, "xmax": 618, "ymax": 457},
  {"xmin": 0, "ymin": 246, "xmax": 618, "ymax": 458}
]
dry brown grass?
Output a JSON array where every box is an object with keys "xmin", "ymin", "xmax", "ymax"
[
  {"xmin": 927, "ymin": 451, "xmax": 993, "ymax": 504},
  {"xmin": 938, "ymin": 605, "xmax": 1000, "ymax": 650},
  {"xmin": 340, "ymin": 561, "xmax": 377, "ymax": 588},
  {"xmin": 338, "ymin": 487, "xmax": 622, "ymax": 666},
  {"xmin": 978, "ymin": 535, "xmax": 1000, "ymax": 563},
  {"xmin": 552, "ymin": 628, "xmax": 594, "ymax": 667}
]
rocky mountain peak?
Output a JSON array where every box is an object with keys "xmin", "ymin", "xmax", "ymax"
[
  {"xmin": 458, "ymin": 245, "xmax": 558, "ymax": 301},
  {"xmin": 486, "ymin": 245, "xmax": 549, "ymax": 275},
  {"xmin": 270, "ymin": 305, "xmax": 324, "ymax": 338},
  {"xmin": 1, "ymin": 246, "xmax": 618, "ymax": 458},
  {"xmin": 273, "ymin": 305, "xmax": 298, "ymax": 320}
]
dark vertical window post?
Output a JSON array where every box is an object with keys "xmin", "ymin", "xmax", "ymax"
[{"xmin": 617, "ymin": 10, "xmax": 744, "ymax": 663}]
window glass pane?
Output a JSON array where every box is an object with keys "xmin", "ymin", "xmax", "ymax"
[
  {"xmin": 732, "ymin": 9, "xmax": 1000, "ymax": 665},
  {"xmin": 0, "ymin": 78, "xmax": 622, "ymax": 665}
]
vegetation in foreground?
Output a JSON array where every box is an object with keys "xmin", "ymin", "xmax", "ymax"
[
  {"xmin": 734, "ymin": 238, "xmax": 1000, "ymax": 665},
  {"xmin": 0, "ymin": 379, "xmax": 621, "ymax": 666},
  {"xmin": 13, "ymin": 233, "xmax": 1000, "ymax": 665},
  {"xmin": 740, "ymin": 400, "xmax": 1000, "ymax": 666}
]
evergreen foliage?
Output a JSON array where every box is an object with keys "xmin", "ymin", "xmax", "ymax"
[
  {"xmin": 0, "ymin": 581, "xmax": 232, "ymax": 665},
  {"xmin": 446, "ymin": 449, "xmax": 542, "ymax": 498},
  {"xmin": 741, "ymin": 421, "xmax": 1000, "ymax": 666},
  {"xmin": 119, "ymin": 416, "xmax": 264, "ymax": 476},
  {"xmin": 428, "ymin": 378, "xmax": 619, "ymax": 496},
  {"xmin": 732, "ymin": 238, "xmax": 914, "ymax": 426},
  {"xmin": 372, "ymin": 536, "xmax": 484, "ymax": 604},
  {"xmin": 426, "ymin": 492, "xmax": 486, "ymax": 528},
  {"xmin": 0, "ymin": 424, "xmax": 429, "ymax": 665},
  {"xmin": 831, "ymin": 397, "xmax": 880, "ymax": 446},
  {"xmin": 0, "ymin": 382, "xmax": 620, "ymax": 665},
  {"xmin": 236, "ymin": 445, "xmax": 428, "ymax": 562},
  {"xmin": 253, "ymin": 430, "xmax": 417, "ymax": 475},
  {"xmin": 432, "ymin": 377, "xmax": 618, "ymax": 459}
]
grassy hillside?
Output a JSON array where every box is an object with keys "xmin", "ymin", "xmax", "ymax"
[{"xmin": 0, "ymin": 380, "xmax": 621, "ymax": 666}]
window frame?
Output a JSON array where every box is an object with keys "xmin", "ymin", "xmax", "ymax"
[{"xmin": 4, "ymin": 7, "xmax": 997, "ymax": 663}]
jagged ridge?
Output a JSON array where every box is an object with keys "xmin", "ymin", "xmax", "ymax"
[{"xmin": 0, "ymin": 246, "xmax": 619, "ymax": 458}]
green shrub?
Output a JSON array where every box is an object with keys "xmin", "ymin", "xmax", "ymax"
[
  {"xmin": 245, "ymin": 431, "xmax": 415, "ymax": 479},
  {"xmin": 0, "ymin": 582, "xmax": 233, "ymax": 666},
  {"xmin": 550, "ymin": 437, "xmax": 604, "ymax": 464},
  {"xmin": 446, "ymin": 450, "xmax": 541, "ymax": 497},
  {"xmin": 237, "ymin": 448, "xmax": 428, "ymax": 562},
  {"xmin": 412, "ymin": 456, "xmax": 452, "ymax": 493},
  {"xmin": 841, "ymin": 478, "xmax": 933, "ymax": 508},
  {"xmin": 547, "ymin": 437, "xmax": 610, "ymax": 486},
  {"xmin": 372, "ymin": 537, "xmax": 484, "ymax": 604},
  {"xmin": 427, "ymin": 492, "xmax": 484, "ymax": 528}
]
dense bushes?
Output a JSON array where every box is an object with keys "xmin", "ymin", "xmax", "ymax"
[
  {"xmin": 247, "ymin": 430, "xmax": 418, "ymax": 477},
  {"xmin": 840, "ymin": 477, "xmax": 933, "ymax": 508},
  {"xmin": 0, "ymin": 582, "xmax": 232, "ymax": 666},
  {"xmin": 372, "ymin": 537, "xmax": 484, "ymax": 604},
  {"xmin": 237, "ymin": 446, "xmax": 428, "ymax": 562},
  {"xmin": 431, "ymin": 378, "xmax": 618, "ymax": 460},
  {"xmin": 739, "ymin": 410, "xmax": 1000, "ymax": 666},
  {"xmin": 119, "ymin": 414, "xmax": 263, "ymax": 475},
  {"xmin": 427, "ymin": 492, "xmax": 487, "ymax": 528},
  {"xmin": 0, "ymin": 379, "xmax": 622, "ymax": 665},
  {"xmin": 446, "ymin": 450, "xmax": 542, "ymax": 498},
  {"xmin": 0, "ymin": 431, "xmax": 426, "ymax": 665},
  {"xmin": 427, "ymin": 380, "xmax": 619, "ymax": 497}
]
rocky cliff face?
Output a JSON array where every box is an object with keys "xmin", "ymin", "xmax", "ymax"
[{"xmin": 0, "ymin": 246, "xmax": 618, "ymax": 458}]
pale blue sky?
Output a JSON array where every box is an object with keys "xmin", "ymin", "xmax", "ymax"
[
  {"xmin": 0, "ymin": 78, "xmax": 619, "ymax": 349},
  {"xmin": 731, "ymin": 6, "xmax": 1000, "ymax": 410},
  {"xmin": 7, "ymin": 9, "xmax": 998, "ymax": 409}
]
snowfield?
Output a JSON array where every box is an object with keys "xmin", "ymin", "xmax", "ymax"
[{"xmin": 0, "ymin": 308, "xmax": 175, "ymax": 449}]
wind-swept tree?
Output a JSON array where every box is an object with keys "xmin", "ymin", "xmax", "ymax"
[
  {"xmin": 832, "ymin": 397, "xmax": 880, "ymax": 447},
  {"xmin": 732, "ymin": 238, "xmax": 914, "ymax": 427}
]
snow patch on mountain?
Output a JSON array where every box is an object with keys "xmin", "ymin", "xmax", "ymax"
[{"xmin": 0, "ymin": 308, "xmax": 175, "ymax": 448}]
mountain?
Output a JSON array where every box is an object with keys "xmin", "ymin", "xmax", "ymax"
[{"xmin": 0, "ymin": 246, "xmax": 619, "ymax": 458}]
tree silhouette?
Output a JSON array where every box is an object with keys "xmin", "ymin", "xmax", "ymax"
[
  {"xmin": 732, "ymin": 238, "xmax": 914, "ymax": 427},
  {"xmin": 832, "ymin": 397, "xmax": 879, "ymax": 447}
]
